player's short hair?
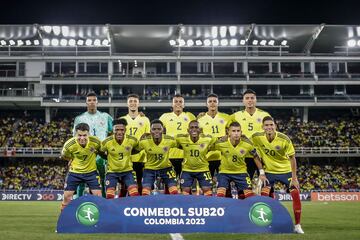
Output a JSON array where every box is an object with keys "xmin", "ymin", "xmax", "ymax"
[
  {"xmin": 150, "ymin": 119, "xmax": 164, "ymax": 127},
  {"xmin": 113, "ymin": 118, "xmax": 128, "ymax": 126},
  {"xmin": 86, "ymin": 92, "xmax": 97, "ymax": 98},
  {"xmin": 262, "ymin": 116, "xmax": 275, "ymax": 123},
  {"xmin": 228, "ymin": 121, "xmax": 241, "ymax": 128},
  {"xmin": 207, "ymin": 93, "xmax": 218, "ymax": 99},
  {"xmin": 127, "ymin": 93, "xmax": 139, "ymax": 99},
  {"xmin": 173, "ymin": 94, "xmax": 184, "ymax": 99},
  {"xmin": 75, "ymin": 123, "xmax": 90, "ymax": 132},
  {"xmin": 243, "ymin": 89, "xmax": 256, "ymax": 96},
  {"xmin": 189, "ymin": 120, "xmax": 199, "ymax": 126}
]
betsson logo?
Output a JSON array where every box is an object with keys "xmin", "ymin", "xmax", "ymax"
[{"xmin": 312, "ymin": 192, "xmax": 360, "ymax": 202}]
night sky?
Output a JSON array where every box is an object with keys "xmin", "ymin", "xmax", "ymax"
[{"xmin": 0, "ymin": 0, "xmax": 359, "ymax": 25}]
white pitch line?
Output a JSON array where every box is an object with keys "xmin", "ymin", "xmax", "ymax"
[{"xmin": 170, "ymin": 233, "xmax": 184, "ymax": 240}]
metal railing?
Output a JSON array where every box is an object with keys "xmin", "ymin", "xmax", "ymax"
[{"xmin": 1, "ymin": 147, "xmax": 359, "ymax": 158}]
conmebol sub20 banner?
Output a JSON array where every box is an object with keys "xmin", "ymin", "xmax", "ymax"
[{"xmin": 57, "ymin": 195, "xmax": 293, "ymax": 233}]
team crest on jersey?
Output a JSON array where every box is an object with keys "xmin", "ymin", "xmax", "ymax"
[
  {"xmin": 111, "ymin": 148, "xmax": 115, "ymax": 151},
  {"xmin": 205, "ymin": 122, "xmax": 209, "ymax": 125},
  {"xmin": 125, "ymin": 146, "xmax": 131, "ymax": 152},
  {"xmin": 275, "ymin": 145, "xmax": 281, "ymax": 150},
  {"xmin": 184, "ymin": 117, "xmax": 188, "ymax": 121},
  {"xmin": 90, "ymin": 147, "xmax": 95, "ymax": 153},
  {"xmin": 100, "ymin": 121, "xmax": 105, "ymax": 126},
  {"xmin": 240, "ymin": 149, "xmax": 245, "ymax": 155},
  {"xmin": 219, "ymin": 119, "xmax": 224, "ymax": 124},
  {"xmin": 139, "ymin": 122, "xmax": 143, "ymax": 126},
  {"xmin": 257, "ymin": 118, "xmax": 262, "ymax": 123},
  {"xmin": 199, "ymin": 143, "xmax": 205, "ymax": 149},
  {"xmin": 163, "ymin": 146, "xmax": 169, "ymax": 152},
  {"xmin": 185, "ymin": 144, "xmax": 189, "ymax": 147}
]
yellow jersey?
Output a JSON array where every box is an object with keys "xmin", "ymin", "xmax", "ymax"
[
  {"xmin": 159, "ymin": 111, "xmax": 196, "ymax": 159},
  {"xmin": 251, "ymin": 131, "xmax": 295, "ymax": 174},
  {"xmin": 137, "ymin": 134, "xmax": 177, "ymax": 170},
  {"xmin": 62, "ymin": 136, "xmax": 101, "ymax": 174},
  {"xmin": 230, "ymin": 108, "xmax": 271, "ymax": 138},
  {"xmin": 212, "ymin": 136, "xmax": 257, "ymax": 174},
  {"xmin": 120, "ymin": 114, "xmax": 150, "ymax": 163},
  {"xmin": 176, "ymin": 134, "xmax": 216, "ymax": 172},
  {"xmin": 101, "ymin": 135, "xmax": 138, "ymax": 173},
  {"xmin": 198, "ymin": 112, "xmax": 230, "ymax": 161}
]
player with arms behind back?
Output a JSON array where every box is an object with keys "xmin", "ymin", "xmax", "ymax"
[
  {"xmin": 73, "ymin": 92, "xmax": 113, "ymax": 198},
  {"xmin": 230, "ymin": 89, "xmax": 271, "ymax": 180},
  {"xmin": 119, "ymin": 94, "xmax": 150, "ymax": 195},
  {"xmin": 159, "ymin": 94, "xmax": 196, "ymax": 177},
  {"xmin": 251, "ymin": 116, "xmax": 304, "ymax": 234},
  {"xmin": 197, "ymin": 93, "xmax": 230, "ymax": 178},
  {"xmin": 60, "ymin": 123, "xmax": 102, "ymax": 211}
]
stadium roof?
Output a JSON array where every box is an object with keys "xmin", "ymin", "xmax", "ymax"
[{"xmin": 0, "ymin": 24, "xmax": 359, "ymax": 55}]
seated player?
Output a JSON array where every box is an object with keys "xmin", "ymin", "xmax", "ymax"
[
  {"xmin": 212, "ymin": 121, "xmax": 266, "ymax": 199},
  {"xmin": 251, "ymin": 116, "xmax": 304, "ymax": 234},
  {"xmin": 176, "ymin": 120, "xmax": 216, "ymax": 196},
  {"xmin": 101, "ymin": 119, "xmax": 139, "ymax": 198},
  {"xmin": 60, "ymin": 123, "xmax": 102, "ymax": 211},
  {"xmin": 137, "ymin": 119, "xmax": 178, "ymax": 196}
]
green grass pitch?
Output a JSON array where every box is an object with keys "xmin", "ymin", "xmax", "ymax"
[{"xmin": 0, "ymin": 201, "xmax": 359, "ymax": 240}]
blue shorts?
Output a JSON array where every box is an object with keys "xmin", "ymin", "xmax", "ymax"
[
  {"xmin": 217, "ymin": 173, "xmax": 252, "ymax": 190},
  {"xmin": 266, "ymin": 172, "xmax": 292, "ymax": 188},
  {"xmin": 105, "ymin": 171, "xmax": 137, "ymax": 189},
  {"xmin": 142, "ymin": 167, "xmax": 177, "ymax": 188},
  {"xmin": 180, "ymin": 171, "xmax": 212, "ymax": 188},
  {"xmin": 65, "ymin": 171, "xmax": 101, "ymax": 191}
]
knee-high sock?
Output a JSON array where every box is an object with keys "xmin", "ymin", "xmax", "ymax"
[
  {"xmin": 290, "ymin": 187, "xmax": 302, "ymax": 225},
  {"xmin": 106, "ymin": 187, "xmax": 115, "ymax": 199},
  {"xmin": 128, "ymin": 185, "xmax": 139, "ymax": 196},
  {"xmin": 216, "ymin": 187, "xmax": 226, "ymax": 197},
  {"xmin": 142, "ymin": 187, "xmax": 151, "ymax": 196},
  {"xmin": 244, "ymin": 189, "xmax": 256, "ymax": 198},
  {"xmin": 169, "ymin": 186, "xmax": 178, "ymax": 195}
]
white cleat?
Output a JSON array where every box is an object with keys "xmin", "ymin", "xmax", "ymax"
[{"xmin": 294, "ymin": 224, "xmax": 304, "ymax": 234}]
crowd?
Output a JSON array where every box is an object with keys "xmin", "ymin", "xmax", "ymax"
[
  {"xmin": 5, "ymin": 118, "xmax": 73, "ymax": 148},
  {"xmin": 0, "ymin": 159, "xmax": 67, "ymax": 190},
  {"xmin": 1, "ymin": 115, "xmax": 359, "ymax": 148}
]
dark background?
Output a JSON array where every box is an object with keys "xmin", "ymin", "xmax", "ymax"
[{"xmin": 1, "ymin": 0, "xmax": 359, "ymax": 24}]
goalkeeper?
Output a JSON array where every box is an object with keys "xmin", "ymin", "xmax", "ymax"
[{"xmin": 72, "ymin": 92, "xmax": 113, "ymax": 198}]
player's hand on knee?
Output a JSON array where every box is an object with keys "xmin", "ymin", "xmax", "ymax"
[{"xmin": 290, "ymin": 177, "xmax": 299, "ymax": 189}]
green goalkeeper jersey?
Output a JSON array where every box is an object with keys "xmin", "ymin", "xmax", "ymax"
[{"xmin": 73, "ymin": 110, "xmax": 113, "ymax": 141}]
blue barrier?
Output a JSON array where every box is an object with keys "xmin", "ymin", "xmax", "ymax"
[{"xmin": 57, "ymin": 195, "xmax": 293, "ymax": 233}]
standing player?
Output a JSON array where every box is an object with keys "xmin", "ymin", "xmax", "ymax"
[
  {"xmin": 73, "ymin": 92, "xmax": 113, "ymax": 198},
  {"xmin": 251, "ymin": 116, "xmax": 304, "ymax": 234},
  {"xmin": 159, "ymin": 94, "xmax": 196, "ymax": 177},
  {"xmin": 60, "ymin": 123, "xmax": 102, "ymax": 210},
  {"xmin": 100, "ymin": 119, "xmax": 139, "ymax": 198},
  {"xmin": 120, "ymin": 94, "xmax": 150, "ymax": 195},
  {"xmin": 137, "ymin": 119, "xmax": 178, "ymax": 195},
  {"xmin": 230, "ymin": 89, "xmax": 271, "ymax": 179},
  {"xmin": 176, "ymin": 120, "xmax": 215, "ymax": 196},
  {"xmin": 212, "ymin": 121, "xmax": 266, "ymax": 198},
  {"xmin": 197, "ymin": 93, "xmax": 230, "ymax": 177}
]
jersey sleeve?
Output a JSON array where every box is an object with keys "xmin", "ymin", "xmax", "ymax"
[
  {"xmin": 107, "ymin": 113, "xmax": 114, "ymax": 133},
  {"xmin": 285, "ymin": 139, "xmax": 296, "ymax": 157},
  {"xmin": 61, "ymin": 144, "xmax": 72, "ymax": 160},
  {"xmin": 100, "ymin": 140, "xmax": 107, "ymax": 153},
  {"xmin": 144, "ymin": 117, "xmax": 151, "ymax": 133},
  {"xmin": 187, "ymin": 112, "xmax": 196, "ymax": 121}
]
